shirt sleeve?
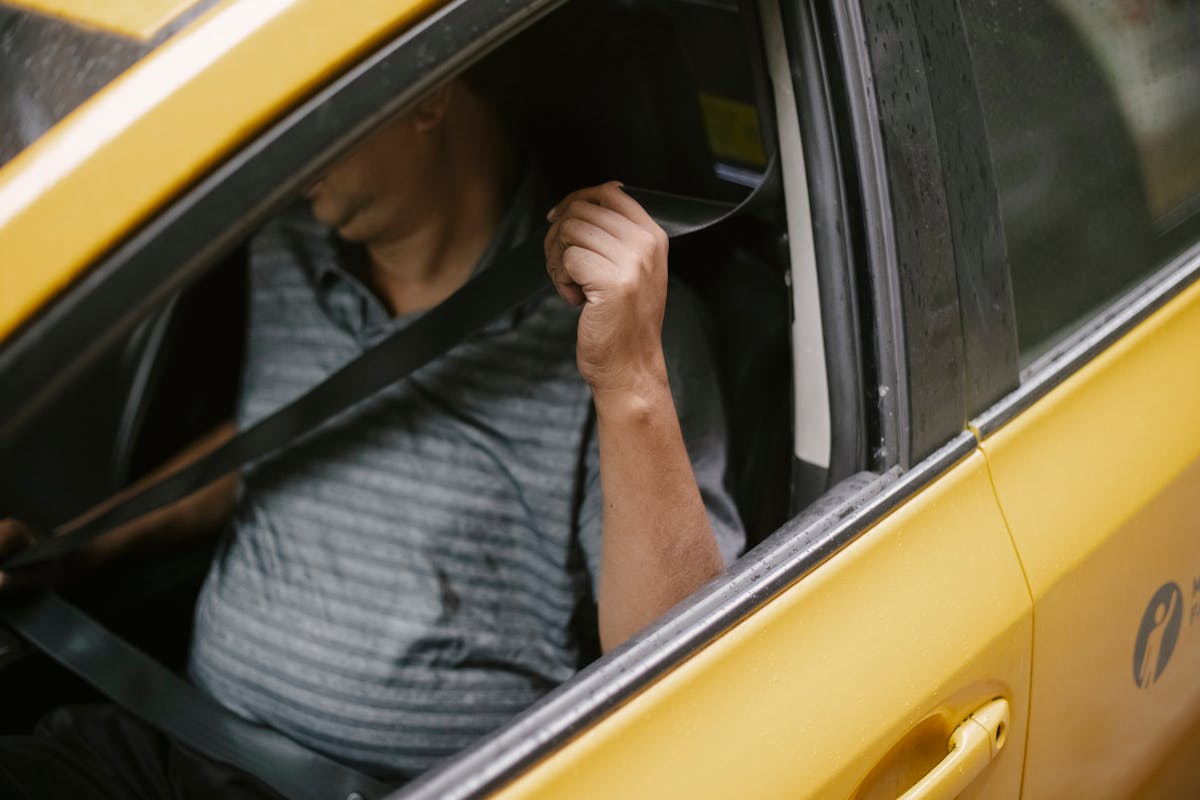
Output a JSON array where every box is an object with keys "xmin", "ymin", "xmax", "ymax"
[{"xmin": 576, "ymin": 279, "xmax": 747, "ymax": 598}]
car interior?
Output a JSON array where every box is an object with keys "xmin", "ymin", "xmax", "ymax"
[{"xmin": 0, "ymin": 0, "xmax": 806, "ymax": 761}]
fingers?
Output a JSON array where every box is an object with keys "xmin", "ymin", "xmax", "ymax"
[
  {"xmin": 560, "ymin": 245, "xmax": 621, "ymax": 297},
  {"xmin": 543, "ymin": 231, "xmax": 588, "ymax": 306},
  {"xmin": 544, "ymin": 182, "xmax": 667, "ymax": 306},
  {"xmin": 0, "ymin": 519, "xmax": 43, "ymax": 592},
  {"xmin": 0, "ymin": 519, "xmax": 37, "ymax": 558},
  {"xmin": 551, "ymin": 195, "xmax": 652, "ymax": 247},
  {"xmin": 549, "ymin": 181, "xmax": 658, "ymax": 232},
  {"xmin": 548, "ymin": 183, "xmax": 665, "ymax": 261},
  {"xmin": 551, "ymin": 217, "xmax": 632, "ymax": 272},
  {"xmin": 545, "ymin": 218, "xmax": 632, "ymax": 306}
]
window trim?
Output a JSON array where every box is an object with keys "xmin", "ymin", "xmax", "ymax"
[
  {"xmin": 906, "ymin": 0, "xmax": 1018, "ymax": 418},
  {"xmin": 765, "ymin": 0, "xmax": 832, "ymax": 494},
  {"xmin": 853, "ymin": 0, "xmax": 978, "ymax": 466},
  {"xmin": 973, "ymin": 241, "xmax": 1200, "ymax": 440},
  {"xmin": 825, "ymin": 0, "xmax": 909, "ymax": 470},
  {"xmin": 781, "ymin": 0, "xmax": 869, "ymax": 492}
]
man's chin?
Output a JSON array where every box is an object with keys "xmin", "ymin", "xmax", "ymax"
[
  {"xmin": 309, "ymin": 203, "xmax": 368, "ymax": 242},
  {"xmin": 309, "ymin": 202, "xmax": 347, "ymax": 233},
  {"xmin": 333, "ymin": 219, "xmax": 370, "ymax": 242}
]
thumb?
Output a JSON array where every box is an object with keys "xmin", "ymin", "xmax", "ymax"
[
  {"xmin": 0, "ymin": 519, "xmax": 49, "ymax": 593},
  {"xmin": 0, "ymin": 519, "xmax": 41, "ymax": 557}
]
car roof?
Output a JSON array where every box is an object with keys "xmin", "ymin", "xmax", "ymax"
[{"xmin": 0, "ymin": 0, "xmax": 446, "ymax": 342}]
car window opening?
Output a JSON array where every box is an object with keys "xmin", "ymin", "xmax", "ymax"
[{"xmin": 0, "ymin": 0, "xmax": 807, "ymax": 786}]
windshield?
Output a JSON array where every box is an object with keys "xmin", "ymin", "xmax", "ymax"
[{"xmin": 0, "ymin": 0, "xmax": 219, "ymax": 168}]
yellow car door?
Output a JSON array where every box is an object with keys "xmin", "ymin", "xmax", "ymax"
[
  {"xmin": 482, "ymin": 448, "xmax": 1031, "ymax": 800},
  {"xmin": 955, "ymin": 1, "xmax": 1200, "ymax": 797},
  {"xmin": 979, "ymin": 262, "xmax": 1200, "ymax": 800}
]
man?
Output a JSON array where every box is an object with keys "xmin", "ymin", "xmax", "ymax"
[{"xmin": 0, "ymin": 74, "xmax": 742, "ymax": 795}]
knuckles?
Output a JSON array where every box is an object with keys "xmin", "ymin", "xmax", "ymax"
[
  {"xmin": 653, "ymin": 225, "xmax": 669, "ymax": 251},
  {"xmin": 612, "ymin": 272, "xmax": 641, "ymax": 298},
  {"xmin": 560, "ymin": 244, "xmax": 591, "ymax": 268},
  {"xmin": 558, "ymin": 217, "xmax": 588, "ymax": 241},
  {"xmin": 597, "ymin": 182, "xmax": 624, "ymax": 205},
  {"xmin": 632, "ymin": 226, "xmax": 661, "ymax": 258},
  {"xmin": 548, "ymin": 183, "xmax": 668, "ymax": 282},
  {"xmin": 0, "ymin": 519, "xmax": 34, "ymax": 556},
  {"xmin": 564, "ymin": 199, "xmax": 592, "ymax": 219}
]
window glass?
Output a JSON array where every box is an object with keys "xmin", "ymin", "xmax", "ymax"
[
  {"xmin": 960, "ymin": 0, "xmax": 1200, "ymax": 365},
  {"xmin": 0, "ymin": 1, "xmax": 219, "ymax": 169}
]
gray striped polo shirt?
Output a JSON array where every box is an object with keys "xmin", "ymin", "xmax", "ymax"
[{"xmin": 188, "ymin": 174, "xmax": 744, "ymax": 779}]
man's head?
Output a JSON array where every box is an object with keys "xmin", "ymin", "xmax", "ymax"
[{"xmin": 305, "ymin": 78, "xmax": 515, "ymax": 246}]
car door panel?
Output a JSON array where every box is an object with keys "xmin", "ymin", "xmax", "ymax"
[
  {"xmin": 490, "ymin": 450, "xmax": 1032, "ymax": 800},
  {"xmin": 979, "ymin": 276, "xmax": 1200, "ymax": 798}
]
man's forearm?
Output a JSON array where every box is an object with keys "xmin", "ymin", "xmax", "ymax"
[
  {"xmin": 67, "ymin": 420, "xmax": 239, "ymax": 570},
  {"xmin": 542, "ymin": 182, "xmax": 725, "ymax": 652},
  {"xmin": 593, "ymin": 377, "xmax": 724, "ymax": 652}
]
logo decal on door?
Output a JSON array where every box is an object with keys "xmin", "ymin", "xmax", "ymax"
[{"xmin": 1133, "ymin": 582, "xmax": 1183, "ymax": 688}]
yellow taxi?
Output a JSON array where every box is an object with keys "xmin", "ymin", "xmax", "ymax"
[{"xmin": 1, "ymin": 0, "xmax": 1198, "ymax": 797}]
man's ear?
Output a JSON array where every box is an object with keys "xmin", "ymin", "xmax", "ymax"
[{"xmin": 411, "ymin": 82, "xmax": 456, "ymax": 133}]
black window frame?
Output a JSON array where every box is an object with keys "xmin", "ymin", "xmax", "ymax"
[{"xmin": 827, "ymin": 0, "xmax": 1001, "ymax": 468}]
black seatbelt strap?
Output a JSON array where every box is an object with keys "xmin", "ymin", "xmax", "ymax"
[
  {"xmin": 0, "ymin": 171, "xmax": 776, "ymax": 800},
  {"xmin": 1, "ymin": 591, "xmax": 394, "ymax": 800},
  {"xmin": 0, "ymin": 181, "xmax": 767, "ymax": 574},
  {"xmin": 1, "ymin": 234, "xmax": 553, "ymax": 572}
]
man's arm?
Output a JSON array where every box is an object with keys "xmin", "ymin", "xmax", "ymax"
[
  {"xmin": 545, "ymin": 182, "xmax": 724, "ymax": 652},
  {"xmin": 0, "ymin": 420, "xmax": 238, "ymax": 591}
]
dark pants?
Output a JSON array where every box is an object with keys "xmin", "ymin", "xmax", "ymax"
[{"xmin": 0, "ymin": 704, "xmax": 283, "ymax": 800}]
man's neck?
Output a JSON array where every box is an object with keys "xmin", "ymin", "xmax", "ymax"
[{"xmin": 361, "ymin": 155, "xmax": 517, "ymax": 317}]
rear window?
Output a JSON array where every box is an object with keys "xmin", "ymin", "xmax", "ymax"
[
  {"xmin": 0, "ymin": 0, "xmax": 219, "ymax": 169},
  {"xmin": 961, "ymin": 0, "xmax": 1200, "ymax": 365}
]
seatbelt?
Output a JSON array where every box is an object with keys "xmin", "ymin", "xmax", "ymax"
[
  {"xmin": 1, "ymin": 183, "xmax": 765, "ymax": 573},
  {"xmin": 2, "ymin": 591, "xmax": 394, "ymax": 800},
  {"xmin": 1, "ymin": 232, "xmax": 551, "ymax": 572},
  {"xmin": 0, "ymin": 173, "xmax": 776, "ymax": 800}
]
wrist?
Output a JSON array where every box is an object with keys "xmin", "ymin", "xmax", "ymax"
[{"xmin": 590, "ymin": 367, "xmax": 673, "ymax": 421}]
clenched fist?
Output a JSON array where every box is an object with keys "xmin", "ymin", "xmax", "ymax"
[{"xmin": 544, "ymin": 182, "xmax": 670, "ymax": 398}]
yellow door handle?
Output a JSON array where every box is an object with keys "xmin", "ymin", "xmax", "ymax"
[{"xmin": 897, "ymin": 699, "xmax": 1011, "ymax": 800}]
